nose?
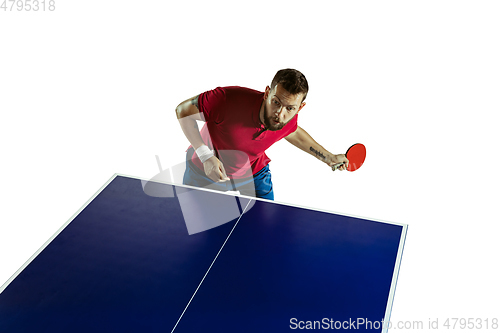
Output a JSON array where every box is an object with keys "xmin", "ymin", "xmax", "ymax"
[{"xmin": 274, "ymin": 106, "xmax": 285, "ymax": 121}]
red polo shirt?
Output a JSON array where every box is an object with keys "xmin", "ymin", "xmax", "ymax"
[{"xmin": 187, "ymin": 86, "xmax": 298, "ymax": 179}]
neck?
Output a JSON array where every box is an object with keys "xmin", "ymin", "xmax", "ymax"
[{"xmin": 259, "ymin": 100, "xmax": 265, "ymax": 126}]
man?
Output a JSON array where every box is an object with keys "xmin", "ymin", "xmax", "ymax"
[{"xmin": 176, "ymin": 69, "xmax": 349, "ymax": 200}]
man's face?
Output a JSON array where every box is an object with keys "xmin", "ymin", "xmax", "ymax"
[{"xmin": 261, "ymin": 84, "xmax": 306, "ymax": 131}]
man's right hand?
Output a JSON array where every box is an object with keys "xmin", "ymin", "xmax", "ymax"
[{"xmin": 203, "ymin": 156, "xmax": 230, "ymax": 182}]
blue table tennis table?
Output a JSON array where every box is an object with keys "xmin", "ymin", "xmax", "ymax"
[{"xmin": 0, "ymin": 174, "xmax": 406, "ymax": 332}]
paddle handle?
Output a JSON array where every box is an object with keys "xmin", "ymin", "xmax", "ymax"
[{"xmin": 331, "ymin": 162, "xmax": 345, "ymax": 172}]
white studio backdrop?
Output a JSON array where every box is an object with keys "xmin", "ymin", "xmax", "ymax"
[{"xmin": 1, "ymin": 1, "xmax": 499, "ymax": 331}]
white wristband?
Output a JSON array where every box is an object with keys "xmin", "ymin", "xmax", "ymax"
[{"xmin": 195, "ymin": 145, "xmax": 214, "ymax": 164}]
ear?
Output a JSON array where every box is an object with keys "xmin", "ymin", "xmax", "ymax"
[
  {"xmin": 264, "ymin": 86, "xmax": 270, "ymax": 99},
  {"xmin": 297, "ymin": 102, "xmax": 306, "ymax": 113}
]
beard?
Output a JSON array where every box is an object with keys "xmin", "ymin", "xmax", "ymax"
[{"xmin": 262, "ymin": 104, "xmax": 289, "ymax": 131}]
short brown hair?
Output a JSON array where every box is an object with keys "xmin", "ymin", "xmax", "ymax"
[{"xmin": 270, "ymin": 69, "xmax": 309, "ymax": 102}]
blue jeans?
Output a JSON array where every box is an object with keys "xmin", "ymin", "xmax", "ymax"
[{"xmin": 183, "ymin": 152, "xmax": 274, "ymax": 200}]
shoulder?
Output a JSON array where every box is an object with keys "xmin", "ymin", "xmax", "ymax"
[
  {"xmin": 199, "ymin": 86, "xmax": 263, "ymax": 111},
  {"xmin": 198, "ymin": 87, "xmax": 227, "ymax": 109},
  {"xmin": 202, "ymin": 86, "xmax": 262, "ymax": 96},
  {"xmin": 222, "ymin": 86, "xmax": 262, "ymax": 94},
  {"xmin": 221, "ymin": 86, "xmax": 264, "ymax": 102}
]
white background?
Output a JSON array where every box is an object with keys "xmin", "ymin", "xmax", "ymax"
[{"xmin": 1, "ymin": 0, "xmax": 499, "ymax": 331}]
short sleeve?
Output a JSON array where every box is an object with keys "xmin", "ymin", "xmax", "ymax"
[{"xmin": 197, "ymin": 87, "xmax": 227, "ymax": 123}]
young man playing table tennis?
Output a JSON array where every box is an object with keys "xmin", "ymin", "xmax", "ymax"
[{"xmin": 176, "ymin": 69, "xmax": 349, "ymax": 200}]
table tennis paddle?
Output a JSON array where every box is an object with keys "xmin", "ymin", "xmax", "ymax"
[{"xmin": 332, "ymin": 143, "xmax": 366, "ymax": 172}]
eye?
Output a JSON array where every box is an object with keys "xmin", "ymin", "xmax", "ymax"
[{"xmin": 273, "ymin": 100, "xmax": 280, "ymax": 105}]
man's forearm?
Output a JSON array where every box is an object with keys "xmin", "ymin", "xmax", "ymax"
[
  {"xmin": 178, "ymin": 116, "xmax": 205, "ymax": 149},
  {"xmin": 176, "ymin": 95, "xmax": 205, "ymax": 149},
  {"xmin": 285, "ymin": 126, "xmax": 332, "ymax": 163}
]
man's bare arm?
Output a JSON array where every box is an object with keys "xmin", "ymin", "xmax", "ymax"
[
  {"xmin": 175, "ymin": 95, "xmax": 229, "ymax": 181},
  {"xmin": 285, "ymin": 126, "xmax": 349, "ymax": 171},
  {"xmin": 175, "ymin": 95, "xmax": 205, "ymax": 149}
]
